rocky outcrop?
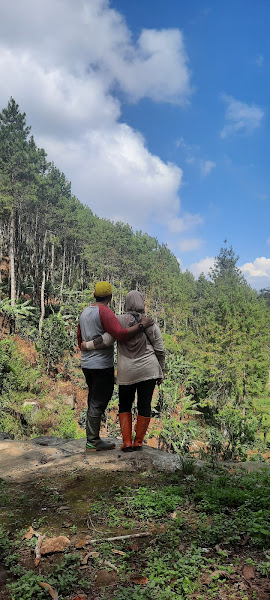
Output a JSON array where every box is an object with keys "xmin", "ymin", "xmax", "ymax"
[{"xmin": 0, "ymin": 436, "xmax": 268, "ymax": 483}]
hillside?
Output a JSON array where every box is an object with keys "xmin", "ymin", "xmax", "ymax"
[{"xmin": 0, "ymin": 97, "xmax": 270, "ymax": 457}]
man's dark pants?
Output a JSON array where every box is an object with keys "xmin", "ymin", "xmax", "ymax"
[{"xmin": 82, "ymin": 367, "xmax": 114, "ymax": 441}]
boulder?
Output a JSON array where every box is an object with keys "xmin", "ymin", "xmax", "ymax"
[
  {"xmin": 30, "ymin": 436, "xmax": 63, "ymax": 447},
  {"xmin": 61, "ymin": 393, "xmax": 75, "ymax": 409},
  {"xmin": 23, "ymin": 401, "xmax": 39, "ymax": 419},
  {"xmin": 0, "ymin": 432, "xmax": 14, "ymax": 440}
]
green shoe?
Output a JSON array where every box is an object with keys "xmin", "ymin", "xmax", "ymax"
[
  {"xmin": 86, "ymin": 440, "xmax": 115, "ymax": 452},
  {"xmin": 85, "ymin": 442, "xmax": 96, "ymax": 452},
  {"xmin": 86, "ymin": 415, "xmax": 116, "ymax": 452}
]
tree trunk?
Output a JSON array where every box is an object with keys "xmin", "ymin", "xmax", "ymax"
[
  {"xmin": 118, "ymin": 280, "xmax": 122, "ymax": 314},
  {"xmin": 60, "ymin": 243, "xmax": 66, "ymax": 298},
  {"xmin": 242, "ymin": 372, "xmax": 246, "ymax": 418},
  {"xmin": 39, "ymin": 230, "xmax": 47, "ymax": 334},
  {"xmin": 9, "ymin": 207, "xmax": 16, "ymax": 306},
  {"xmin": 0, "ymin": 224, "xmax": 2, "ymax": 286},
  {"xmin": 50, "ymin": 239, "xmax": 55, "ymax": 284}
]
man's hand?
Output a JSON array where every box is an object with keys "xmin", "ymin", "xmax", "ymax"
[
  {"xmin": 81, "ymin": 341, "xmax": 87, "ymax": 351},
  {"xmin": 141, "ymin": 315, "xmax": 154, "ymax": 329}
]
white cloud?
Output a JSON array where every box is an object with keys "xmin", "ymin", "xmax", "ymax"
[
  {"xmin": 188, "ymin": 256, "xmax": 215, "ymax": 277},
  {"xmin": 199, "ymin": 159, "xmax": 216, "ymax": 177},
  {"xmin": 221, "ymin": 94, "xmax": 264, "ymax": 138},
  {"xmin": 0, "ymin": 0, "xmax": 191, "ymax": 105},
  {"xmin": 168, "ymin": 212, "xmax": 203, "ymax": 233},
  {"xmin": 255, "ymin": 54, "xmax": 264, "ymax": 67},
  {"xmin": 178, "ymin": 238, "xmax": 203, "ymax": 252},
  {"xmin": 38, "ymin": 126, "xmax": 182, "ymax": 229},
  {"xmin": 0, "ymin": 0, "xmax": 192, "ymax": 231},
  {"xmin": 176, "ymin": 137, "xmax": 215, "ymax": 177},
  {"xmin": 240, "ymin": 257, "xmax": 270, "ymax": 289}
]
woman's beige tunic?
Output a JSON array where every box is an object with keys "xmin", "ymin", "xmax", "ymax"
[{"xmin": 116, "ymin": 316, "xmax": 164, "ymax": 385}]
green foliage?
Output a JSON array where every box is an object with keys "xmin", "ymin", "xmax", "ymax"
[
  {"xmin": 258, "ymin": 555, "xmax": 270, "ymax": 577},
  {"xmin": 157, "ymin": 415, "xmax": 199, "ymax": 454},
  {"xmin": 39, "ymin": 311, "xmax": 71, "ymax": 372},
  {"xmin": 192, "ymin": 470, "xmax": 270, "ymax": 546},
  {"xmin": 122, "ymin": 485, "xmax": 185, "ymax": 520},
  {"xmin": 215, "ymin": 404, "xmax": 260, "ymax": 460},
  {"xmin": 0, "ymin": 298, "xmax": 37, "ymax": 333},
  {"xmin": 51, "ymin": 404, "xmax": 84, "ymax": 439},
  {"xmin": 8, "ymin": 553, "xmax": 84, "ymax": 600},
  {"xmin": 0, "ymin": 338, "xmax": 41, "ymax": 395}
]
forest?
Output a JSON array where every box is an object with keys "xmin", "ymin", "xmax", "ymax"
[
  {"xmin": 0, "ymin": 97, "xmax": 270, "ymax": 461},
  {"xmin": 1, "ymin": 98, "xmax": 270, "ymax": 600}
]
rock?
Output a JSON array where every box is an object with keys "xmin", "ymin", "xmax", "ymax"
[
  {"xmin": 23, "ymin": 402, "xmax": 39, "ymax": 420},
  {"xmin": 40, "ymin": 535, "xmax": 71, "ymax": 555},
  {"xmin": 31, "ymin": 436, "xmax": 63, "ymax": 447},
  {"xmin": 61, "ymin": 394, "xmax": 75, "ymax": 409},
  {"xmin": 0, "ymin": 432, "xmax": 14, "ymax": 440}
]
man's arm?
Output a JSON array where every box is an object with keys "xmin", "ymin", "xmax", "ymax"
[
  {"xmin": 99, "ymin": 304, "xmax": 152, "ymax": 341},
  {"xmin": 77, "ymin": 322, "xmax": 82, "ymax": 349}
]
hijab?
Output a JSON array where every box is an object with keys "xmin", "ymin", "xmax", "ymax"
[{"xmin": 117, "ymin": 290, "xmax": 154, "ymax": 359}]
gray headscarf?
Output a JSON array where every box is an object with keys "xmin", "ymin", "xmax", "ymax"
[{"xmin": 117, "ymin": 290, "xmax": 154, "ymax": 359}]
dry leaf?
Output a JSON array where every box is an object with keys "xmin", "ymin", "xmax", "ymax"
[
  {"xmin": 34, "ymin": 534, "xmax": 46, "ymax": 567},
  {"xmin": 88, "ymin": 551, "xmax": 99, "ymax": 558},
  {"xmin": 112, "ymin": 549, "xmax": 126, "ymax": 556},
  {"xmin": 39, "ymin": 581, "xmax": 58, "ymax": 599},
  {"xmin": 81, "ymin": 552, "xmax": 92, "ymax": 565},
  {"xmin": 22, "ymin": 526, "xmax": 36, "ymax": 540},
  {"xmin": 131, "ymin": 576, "xmax": 149, "ymax": 585},
  {"xmin": 170, "ymin": 511, "xmax": 178, "ymax": 520},
  {"xmin": 243, "ymin": 565, "xmax": 256, "ymax": 580},
  {"xmin": 70, "ymin": 595, "xmax": 87, "ymax": 600},
  {"xmin": 129, "ymin": 542, "xmax": 139, "ymax": 552},
  {"xmin": 40, "ymin": 536, "xmax": 71, "ymax": 555},
  {"xmin": 75, "ymin": 539, "xmax": 89, "ymax": 549}
]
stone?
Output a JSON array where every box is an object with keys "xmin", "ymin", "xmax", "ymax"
[
  {"xmin": 0, "ymin": 432, "xmax": 14, "ymax": 440},
  {"xmin": 40, "ymin": 535, "xmax": 71, "ymax": 555},
  {"xmin": 61, "ymin": 394, "xmax": 75, "ymax": 409},
  {"xmin": 23, "ymin": 401, "xmax": 39, "ymax": 420},
  {"xmin": 30, "ymin": 436, "xmax": 63, "ymax": 447}
]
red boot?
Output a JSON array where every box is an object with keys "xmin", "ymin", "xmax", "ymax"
[
  {"xmin": 119, "ymin": 412, "xmax": 133, "ymax": 452},
  {"xmin": 133, "ymin": 415, "xmax": 151, "ymax": 451}
]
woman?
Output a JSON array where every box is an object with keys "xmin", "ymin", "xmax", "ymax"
[{"xmin": 82, "ymin": 290, "xmax": 165, "ymax": 452}]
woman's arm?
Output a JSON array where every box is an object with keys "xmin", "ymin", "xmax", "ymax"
[
  {"xmin": 151, "ymin": 325, "xmax": 165, "ymax": 375},
  {"xmin": 81, "ymin": 332, "xmax": 114, "ymax": 351}
]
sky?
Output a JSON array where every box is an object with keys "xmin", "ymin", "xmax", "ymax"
[{"xmin": 0, "ymin": 0, "xmax": 270, "ymax": 289}]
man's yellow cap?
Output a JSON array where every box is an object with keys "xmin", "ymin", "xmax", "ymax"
[{"xmin": 94, "ymin": 281, "xmax": 112, "ymax": 297}]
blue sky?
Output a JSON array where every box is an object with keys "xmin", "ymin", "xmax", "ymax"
[
  {"xmin": 113, "ymin": 0, "xmax": 270, "ymax": 285},
  {"xmin": 0, "ymin": 0, "xmax": 269, "ymax": 288}
]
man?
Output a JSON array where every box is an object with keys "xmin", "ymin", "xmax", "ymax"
[{"xmin": 77, "ymin": 281, "xmax": 152, "ymax": 451}]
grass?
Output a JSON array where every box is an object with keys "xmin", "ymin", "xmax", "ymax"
[{"xmin": 0, "ymin": 467, "xmax": 269, "ymax": 600}]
